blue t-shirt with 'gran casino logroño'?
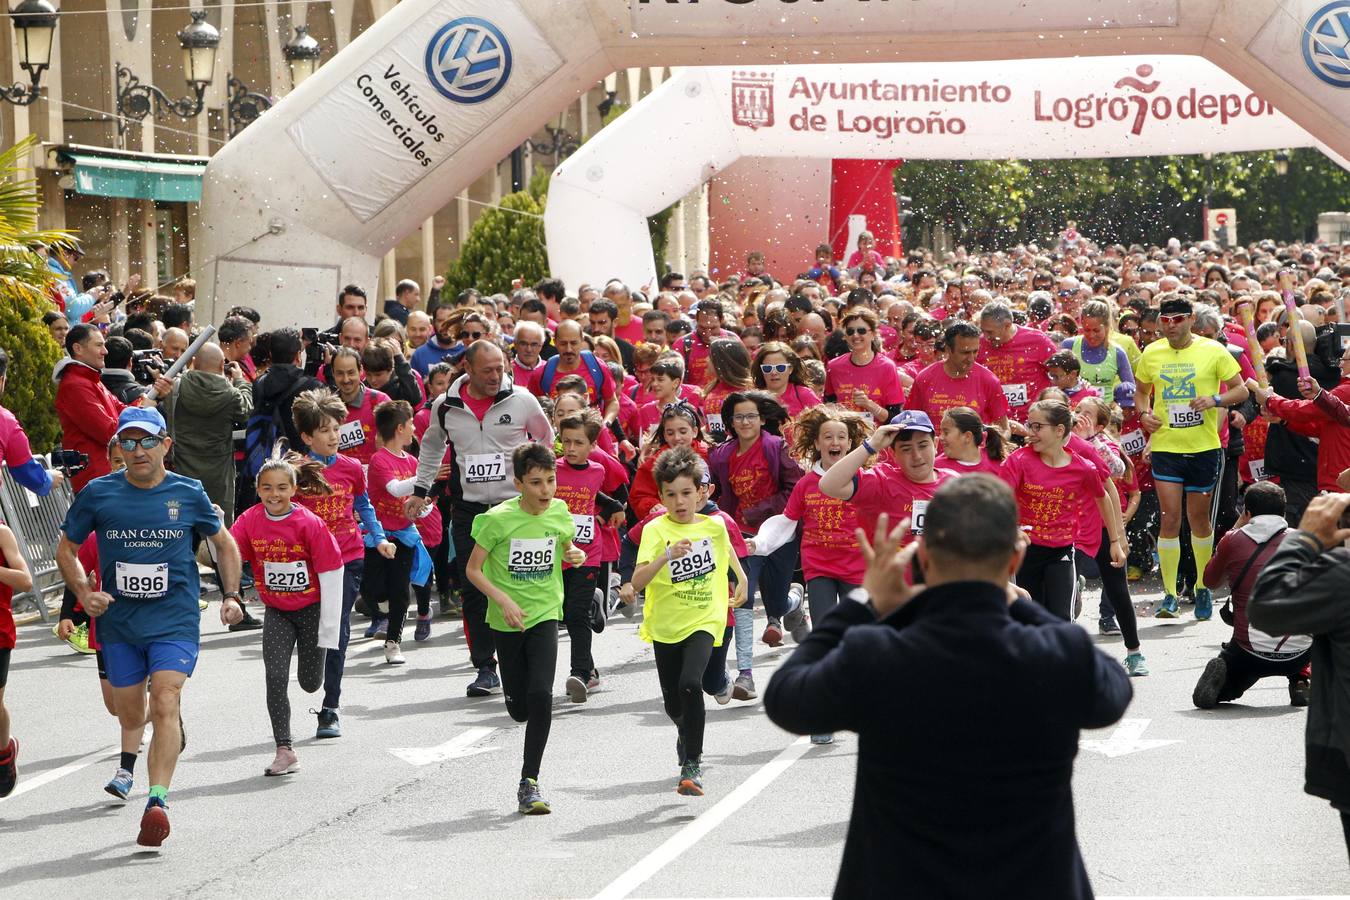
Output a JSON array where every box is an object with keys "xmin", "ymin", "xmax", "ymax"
[{"xmin": 63, "ymin": 471, "xmax": 220, "ymax": 646}]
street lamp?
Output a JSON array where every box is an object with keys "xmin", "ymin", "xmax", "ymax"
[
  {"xmin": 115, "ymin": 9, "xmax": 220, "ymax": 137},
  {"xmin": 1, "ymin": 0, "xmax": 58, "ymax": 106},
  {"xmin": 283, "ymin": 25, "xmax": 321, "ymax": 87},
  {"xmin": 1201, "ymin": 151, "xmax": 1213, "ymax": 241},
  {"xmin": 1274, "ymin": 149, "xmax": 1290, "ymax": 177}
]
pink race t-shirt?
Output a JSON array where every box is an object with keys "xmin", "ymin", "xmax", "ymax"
[
  {"xmin": 294, "ymin": 454, "xmax": 367, "ymax": 564},
  {"xmin": 231, "ymin": 504, "xmax": 343, "ymax": 612},
  {"xmin": 1067, "ymin": 433, "xmax": 1113, "ymax": 556},
  {"xmin": 614, "ymin": 316, "xmax": 645, "ymax": 345},
  {"xmin": 679, "ymin": 331, "xmax": 733, "ymax": 390},
  {"xmin": 338, "ymin": 388, "xmax": 391, "ymax": 466},
  {"xmin": 824, "ymin": 353, "xmax": 906, "ymax": 423},
  {"xmin": 633, "ymin": 381, "xmax": 703, "ymax": 408},
  {"xmin": 934, "ymin": 450, "xmax": 1004, "ymax": 477},
  {"xmin": 1000, "ymin": 446, "xmax": 1105, "ymax": 549},
  {"xmin": 977, "ymin": 327, "xmax": 1057, "ymax": 421},
  {"xmin": 850, "ymin": 463, "xmax": 957, "ymax": 547},
  {"xmin": 702, "ymin": 382, "xmax": 737, "ymax": 437},
  {"xmin": 555, "ymin": 458, "xmax": 607, "ymax": 568},
  {"xmin": 512, "ymin": 358, "xmax": 544, "ymax": 391},
  {"xmin": 785, "ymin": 467, "xmax": 865, "ymax": 584},
  {"xmin": 907, "ymin": 362, "xmax": 1009, "ymax": 427},
  {"xmin": 772, "ymin": 383, "xmax": 822, "ymax": 419},
  {"xmin": 368, "ymin": 447, "xmax": 418, "ymax": 531}
]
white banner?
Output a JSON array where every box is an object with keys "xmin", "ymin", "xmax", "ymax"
[
  {"xmin": 631, "ymin": 0, "xmax": 1178, "ymax": 37},
  {"xmin": 709, "ymin": 56, "xmax": 1312, "ymax": 159},
  {"xmin": 286, "ymin": 0, "xmax": 560, "ymax": 223}
]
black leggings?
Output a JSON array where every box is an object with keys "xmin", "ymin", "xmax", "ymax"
[
  {"xmin": 263, "ymin": 603, "xmax": 325, "ymax": 746},
  {"xmin": 1092, "ymin": 529, "xmax": 1140, "ymax": 650},
  {"xmin": 562, "ymin": 566, "xmax": 598, "ymax": 679},
  {"xmin": 495, "ymin": 620, "xmax": 558, "ymax": 780},
  {"xmin": 702, "ymin": 625, "xmax": 733, "ymax": 695},
  {"xmin": 807, "ymin": 576, "xmax": 857, "ymax": 623},
  {"xmin": 653, "ymin": 631, "xmax": 715, "ymax": 763},
  {"xmin": 1017, "ymin": 543, "xmax": 1076, "ymax": 620},
  {"xmin": 364, "ymin": 542, "xmax": 414, "ymax": 643}
]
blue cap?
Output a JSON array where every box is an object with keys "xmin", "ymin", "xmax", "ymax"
[
  {"xmin": 889, "ymin": 409, "xmax": 935, "ymax": 434},
  {"xmin": 115, "ymin": 407, "xmax": 167, "ymax": 436}
]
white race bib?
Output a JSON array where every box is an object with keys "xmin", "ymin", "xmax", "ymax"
[
  {"xmin": 1250, "ymin": 457, "xmax": 1267, "ymax": 481},
  {"xmin": 571, "ymin": 513, "xmax": 595, "ymax": 545},
  {"xmin": 1167, "ymin": 404, "xmax": 1204, "ymax": 429},
  {"xmin": 669, "ymin": 537, "xmax": 716, "ymax": 584},
  {"xmin": 464, "ymin": 452, "xmax": 507, "ymax": 485},
  {"xmin": 1120, "ymin": 429, "xmax": 1147, "ymax": 456},
  {"xmin": 116, "ymin": 561, "xmax": 168, "ymax": 599},
  {"xmin": 337, "ymin": 419, "xmax": 365, "ymax": 451},
  {"xmin": 264, "ymin": 559, "xmax": 311, "ymax": 593},
  {"xmin": 911, "ymin": 499, "xmax": 929, "ymax": 535},
  {"xmin": 706, "ymin": 413, "xmax": 724, "ymax": 433},
  {"xmin": 1002, "ymin": 383, "xmax": 1029, "ymax": 407},
  {"xmin": 508, "ymin": 537, "xmax": 555, "ymax": 577}
]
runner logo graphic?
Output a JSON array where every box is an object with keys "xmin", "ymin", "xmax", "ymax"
[{"xmin": 425, "ymin": 17, "xmax": 512, "ymax": 104}]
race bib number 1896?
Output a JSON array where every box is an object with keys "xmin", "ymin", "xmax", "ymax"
[{"xmin": 116, "ymin": 562, "xmax": 169, "ymax": 599}]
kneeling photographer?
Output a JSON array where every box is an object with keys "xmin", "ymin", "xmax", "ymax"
[{"xmin": 1250, "ymin": 491, "xmax": 1350, "ymax": 862}]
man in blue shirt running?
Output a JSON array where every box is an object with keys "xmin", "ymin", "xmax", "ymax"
[{"xmin": 56, "ymin": 408, "xmax": 242, "ymax": 848}]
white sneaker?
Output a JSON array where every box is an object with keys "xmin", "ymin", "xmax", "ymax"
[
  {"xmin": 713, "ymin": 673, "xmax": 733, "ymax": 706},
  {"xmin": 384, "ymin": 640, "xmax": 406, "ymax": 665}
]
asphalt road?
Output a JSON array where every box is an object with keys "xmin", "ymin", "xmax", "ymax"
[{"xmin": 2, "ymin": 580, "xmax": 1347, "ymax": 899}]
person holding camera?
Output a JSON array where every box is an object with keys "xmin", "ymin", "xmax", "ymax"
[
  {"xmin": 764, "ymin": 475, "xmax": 1131, "ymax": 899},
  {"xmin": 1250, "ymin": 491, "xmax": 1350, "ymax": 862},
  {"xmin": 100, "ymin": 337, "xmax": 150, "ymax": 405}
]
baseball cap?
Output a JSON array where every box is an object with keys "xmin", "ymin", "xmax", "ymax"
[
  {"xmin": 115, "ymin": 407, "xmax": 167, "ymax": 436},
  {"xmin": 889, "ymin": 409, "xmax": 935, "ymax": 434}
]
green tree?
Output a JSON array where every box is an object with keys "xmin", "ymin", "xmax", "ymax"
[
  {"xmin": 443, "ymin": 189, "xmax": 548, "ymax": 297},
  {"xmin": 0, "ymin": 136, "xmax": 75, "ymax": 449}
]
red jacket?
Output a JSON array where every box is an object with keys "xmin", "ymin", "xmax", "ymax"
[
  {"xmin": 53, "ymin": 358, "xmax": 125, "ymax": 491},
  {"xmin": 1267, "ymin": 378, "xmax": 1350, "ymax": 492}
]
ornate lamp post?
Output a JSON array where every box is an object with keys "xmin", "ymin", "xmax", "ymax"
[
  {"xmin": 1, "ymin": 0, "xmax": 58, "ymax": 106},
  {"xmin": 115, "ymin": 10, "xmax": 220, "ymax": 136}
]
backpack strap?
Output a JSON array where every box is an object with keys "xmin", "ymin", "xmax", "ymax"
[{"xmin": 538, "ymin": 355, "xmax": 561, "ymax": 395}]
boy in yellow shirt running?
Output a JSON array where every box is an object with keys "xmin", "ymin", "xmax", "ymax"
[{"xmin": 632, "ymin": 447, "xmax": 748, "ymax": 796}]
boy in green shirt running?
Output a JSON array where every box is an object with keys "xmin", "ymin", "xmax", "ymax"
[
  {"xmin": 632, "ymin": 447, "xmax": 748, "ymax": 797},
  {"xmin": 467, "ymin": 443, "xmax": 583, "ymax": 815}
]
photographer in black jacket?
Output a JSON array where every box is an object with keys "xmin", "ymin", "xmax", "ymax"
[{"xmin": 1251, "ymin": 491, "xmax": 1350, "ymax": 862}]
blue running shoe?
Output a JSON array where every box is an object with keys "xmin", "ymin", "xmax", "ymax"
[
  {"xmin": 363, "ymin": 617, "xmax": 387, "ymax": 639},
  {"xmin": 1125, "ymin": 652, "xmax": 1150, "ymax": 677},
  {"xmin": 1193, "ymin": 588, "xmax": 1214, "ymax": 621},
  {"xmin": 315, "ymin": 708, "xmax": 341, "ymax": 739},
  {"xmin": 137, "ymin": 796, "xmax": 170, "ymax": 847},
  {"xmin": 1154, "ymin": 594, "xmax": 1180, "ymax": 618},
  {"xmin": 105, "ymin": 767, "xmax": 133, "ymax": 800}
]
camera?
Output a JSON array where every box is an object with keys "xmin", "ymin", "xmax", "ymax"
[
  {"xmin": 301, "ymin": 327, "xmax": 339, "ymax": 348},
  {"xmin": 131, "ymin": 348, "xmax": 166, "ymax": 386},
  {"xmin": 50, "ymin": 448, "xmax": 89, "ymax": 476}
]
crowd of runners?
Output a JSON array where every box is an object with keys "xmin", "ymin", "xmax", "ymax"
[{"xmin": 0, "ymin": 230, "xmax": 1345, "ymax": 846}]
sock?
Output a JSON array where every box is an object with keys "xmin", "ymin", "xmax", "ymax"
[
  {"xmin": 148, "ymin": 784, "xmax": 168, "ymax": 803},
  {"xmin": 1191, "ymin": 533, "xmax": 1215, "ymax": 589},
  {"xmin": 322, "ymin": 706, "xmax": 337, "ymax": 714},
  {"xmin": 739, "ymin": 668, "xmax": 751, "ymax": 677},
  {"xmin": 120, "ymin": 751, "xmax": 137, "ymax": 773},
  {"xmin": 1157, "ymin": 537, "xmax": 1181, "ymax": 597}
]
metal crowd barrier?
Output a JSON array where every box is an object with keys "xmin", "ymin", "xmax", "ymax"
[{"xmin": 0, "ymin": 465, "xmax": 75, "ymax": 623}]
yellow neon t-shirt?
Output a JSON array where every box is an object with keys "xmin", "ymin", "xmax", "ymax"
[
  {"xmin": 1134, "ymin": 335, "xmax": 1240, "ymax": 454},
  {"xmin": 637, "ymin": 513, "xmax": 732, "ymax": 646}
]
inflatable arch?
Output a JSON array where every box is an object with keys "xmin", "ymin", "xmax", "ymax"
[{"xmin": 198, "ymin": 0, "xmax": 1350, "ymax": 325}]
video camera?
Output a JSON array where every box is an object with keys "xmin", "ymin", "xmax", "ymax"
[
  {"xmin": 301, "ymin": 327, "xmax": 340, "ymax": 348},
  {"xmin": 131, "ymin": 348, "xmax": 166, "ymax": 386},
  {"xmin": 50, "ymin": 448, "xmax": 89, "ymax": 476}
]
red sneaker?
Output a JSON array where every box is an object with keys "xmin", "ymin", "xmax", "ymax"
[
  {"xmin": 0, "ymin": 737, "xmax": 17, "ymax": 798},
  {"xmin": 137, "ymin": 799, "xmax": 171, "ymax": 847}
]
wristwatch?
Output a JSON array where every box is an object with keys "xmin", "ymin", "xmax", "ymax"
[{"xmin": 223, "ymin": 591, "xmax": 243, "ymax": 604}]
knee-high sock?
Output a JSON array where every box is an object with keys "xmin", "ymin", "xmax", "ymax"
[
  {"xmin": 1158, "ymin": 536, "xmax": 1181, "ymax": 597},
  {"xmin": 1191, "ymin": 533, "xmax": 1214, "ymax": 589}
]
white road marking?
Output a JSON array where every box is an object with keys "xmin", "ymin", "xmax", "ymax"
[
  {"xmin": 592, "ymin": 736, "xmax": 812, "ymax": 900},
  {"xmin": 0, "ymin": 744, "xmax": 116, "ymax": 803},
  {"xmin": 1080, "ymin": 718, "xmax": 1180, "ymax": 758},
  {"xmin": 388, "ymin": 727, "xmax": 497, "ymax": 766}
]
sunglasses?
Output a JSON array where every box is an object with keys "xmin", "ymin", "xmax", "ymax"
[
  {"xmin": 845, "ymin": 327, "xmax": 871, "ymax": 337},
  {"xmin": 1159, "ymin": 313, "xmax": 1188, "ymax": 324},
  {"xmin": 462, "ymin": 331, "xmax": 485, "ymax": 340},
  {"xmin": 117, "ymin": 435, "xmax": 166, "ymax": 452},
  {"xmin": 760, "ymin": 363, "xmax": 790, "ymax": 374}
]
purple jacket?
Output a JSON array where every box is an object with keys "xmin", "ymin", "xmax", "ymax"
[{"xmin": 707, "ymin": 432, "xmax": 803, "ymax": 532}]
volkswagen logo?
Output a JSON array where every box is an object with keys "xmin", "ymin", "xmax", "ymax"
[
  {"xmin": 425, "ymin": 16, "xmax": 512, "ymax": 104},
  {"xmin": 1303, "ymin": 1, "xmax": 1350, "ymax": 88}
]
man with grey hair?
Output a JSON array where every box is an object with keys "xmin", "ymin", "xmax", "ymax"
[
  {"xmin": 383, "ymin": 279, "xmax": 420, "ymax": 326},
  {"xmin": 976, "ymin": 300, "xmax": 1057, "ymax": 421},
  {"xmin": 511, "ymin": 320, "xmax": 547, "ymax": 387},
  {"xmin": 765, "ymin": 474, "xmax": 1130, "ymax": 899}
]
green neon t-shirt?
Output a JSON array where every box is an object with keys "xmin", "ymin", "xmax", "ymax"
[{"xmin": 471, "ymin": 496, "xmax": 576, "ymax": 632}]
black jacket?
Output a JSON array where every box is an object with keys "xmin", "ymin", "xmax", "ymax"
[
  {"xmin": 1251, "ymin": 532, "xmax": 1350, "ymax": 807},
  {"xmin": 1264, "ymin": 356, "xmax": 1333, "ymax": 479},
  {"xmin": 764, "ymin": 583, "xmax": 1132, "ymax": 899},
  {"xmin": 101, "ymin": 368, "xmax": 146, "ymax": 405},
  {"xmin": 251, "ymin": 363, "xmax": 321, "ymax": 452}
]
